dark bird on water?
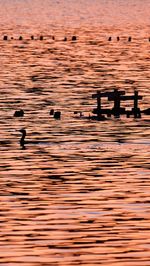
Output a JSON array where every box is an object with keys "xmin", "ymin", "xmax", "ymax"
[
  {"xmin": 54, "ymin": 111, "xmax": 61, "ymax": 119},
  {"xmin": 72, "ymin": 35, "xmax": 77, "ymax": 41},
  {"xmin": 49, "ymin": 109, "xmax": 61, "ymax": 119},
  {"xmin": 49, "ymin": 109, "xmax": 54, "ymax": 115},
  {"xmin": 19, "ymin": 128, "xmax": 46, "ymax": 148},
  {"xmin": 14, "ymin": 109, "xmax": 24, "ymax": 117},
  {"xmin": 19, "ymin": 128, "xmax": 26, "ymax": 148}
]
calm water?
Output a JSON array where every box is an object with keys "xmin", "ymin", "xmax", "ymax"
[{"xmin": 0, "ymin": 0, "xmax": 150, "ymax": 265}]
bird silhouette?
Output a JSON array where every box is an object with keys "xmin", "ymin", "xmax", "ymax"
[
  {"xmin": 14, "ymin": 109, "xmax": 24, "ymax": 117},
  {"xmin": 19, "ymin": 128, "xmax": 26, "ymax": 148},
  {"xmin": 19, "ymin": 128, "xmax": 41, "ymax": 149}
]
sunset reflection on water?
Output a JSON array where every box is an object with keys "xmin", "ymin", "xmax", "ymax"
[{"xmin": 0, "ymin": 0, "xmax": 150, "ymax": 265}]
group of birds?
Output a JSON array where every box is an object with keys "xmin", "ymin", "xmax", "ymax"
[
  {"xmin": 14, "ymin": 108, "xmax": 61, "ymax": 149},
  {"xmin": 15, "ymin": 105, "xmax": 150, "ymax": 149},
  {"xmin": 4, "ymin": 35, "xmax": 150, "ymax": 42},
  {"xmin": 14, "ymin": 108, "xmax": 61, "ymax": 119},
  {"xmin": 2, "ymin": 35, "xmax": 77, "ymax": 42}
]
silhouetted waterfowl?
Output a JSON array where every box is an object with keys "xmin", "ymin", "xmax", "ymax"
[
  {"xmin": 19, "ymin": 129, "xmax": 42, "ymax": 148},
  {"xmin": 72, "ymin": 36, "xmax": 77, "ymax": 41},
  {"xmin": 14, "ymin": 109, "xmax": 24, "ymax": 117},
  {"xmin": 49, "ymin": 108, "xmax": 61, "ymax": 119},
  {"xmin": 40, "ymin": 36, "xmax": 43, "ymax": 40},
  {"xmin": 50, "ymin": 109, "xmax": 54, "ymax": 115},
  {"xmin": 128, "ymin": 36, "xmax": 132, "ymax": 42},
  {"xmin": 63, "ymin": 37, "xmax": 67, "ymax": 41},
  {"xmin": 52, "ymin": 36, "xmax": 55, "ymax": 40},
  {"xmin": 19, "ymin": 36, "xmax": 23, "ymax": 40},
  {"xmin": 73, "ymin": 111, "xmax": 106, "ymax": 121},
  {"xmin": 31, "ymin": 35, "xmax": 34, "ymax": 40},
  {"xmin": 74, "ymin": 111, "xmax": 84, "ymax": 117},
  {"xmin": 3, "ymin": 35, "xmax": 8, "ymax": 41},
  {"xmin": 54, "ymin": 111, "xmax": 61, "ymax": 119},
  {"xmin": 108, "ymin": 37, "xmax": 112, "ymax": 41},
  {"xmin": 117, "ymin": 36, "xmax": 120, "ymax": 41},
  {"xmin": 19, "ymin": 128, "xmax": 26, "ymax": 148}
]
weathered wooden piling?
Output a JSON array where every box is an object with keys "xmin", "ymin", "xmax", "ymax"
[
  {"xmin": 3, "ymin": 35, "xmax": 8, "ymax": 40},
  {"xmin": 132, "ymin": 90, "xmax": 142, "ymax": 118},
  {"xmin": 92, "ymin": 89, "xmax": 143, "ymax": 119},
  {"xmin": 108, "ymin": 89, "xmax": 125, "ymax": 117},
  {"xmin": 92, "ymin": 91, "xmax": 114, "ymax": 119},
  {"xmin": 92, "ymin": 91, "xmax": 103, "ymax": 119}
]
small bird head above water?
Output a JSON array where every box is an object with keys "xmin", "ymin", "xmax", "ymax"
[{"xmin": 19, "ymin": 128, "xmax": 26, "ymax": 135}]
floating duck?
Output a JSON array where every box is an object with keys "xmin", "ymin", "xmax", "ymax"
[{"xmin": 14, "ymin": 109, "xmax": 24, "ymax": 117}]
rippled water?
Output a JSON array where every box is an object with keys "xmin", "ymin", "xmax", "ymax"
[{"xmin": 0, "ymin": 0, "xmax": 150, "ymax": 265}]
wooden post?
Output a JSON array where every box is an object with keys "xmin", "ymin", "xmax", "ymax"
[
  {"xmin": 113, "ymin": 89, "xmax": 121, "ymax": 117},
  {"xmin": 132, "ymin": 90, "xmax": 142, "ymax": 118},
  {"xmin": 97, "ymin": 92, "xmax": 101, "ymax": 112},
  {"xmin": 3, "ymin": 35, "xmax": 8, "ymax": 41},
  {"xmin": 92, "ymin": 91, "xmax": 102, "ymax": 118},
  {"xmin": 108, "ymin": 89, "xmax": 125, "ymax": 117},
  {"xmin": 118, "ymin": 90, "xmax": 143, "ymax": 118},
  {"xmin": 92, "ymin": 89, "xmax": 143, "ymax": 119}
]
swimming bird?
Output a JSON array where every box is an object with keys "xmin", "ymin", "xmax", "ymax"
[
  {"xmin": 19, "ymin": 128, "xmax": 26, "ymax": 148},
  {"xmin": 72, "ymin": 35, "xmax": 77, "ymax": 41},
  {"xmin": 14, "ymin": 109, "xmax": 24, "ymax": 117},
  {"xmin": 74, "ymin": 111, "xmax": 84, "ymax": 117},
  {"xmin": 19, "ymin": 129, "xmax": 44, "ymax": 148},
  {"xmin": 19, "ymin": 36, "xmax": 23, "ymax": 40},
  {"xmin": 49, "ymin": 109, "xmax": 54, "ymax": 115},
  {"xmin": 54, "ymin": 111, "xmax": 61, "ymax": 119},
  {"xmin": 49, "ymin": 109, "xmax": 61, "ymax": 119}
]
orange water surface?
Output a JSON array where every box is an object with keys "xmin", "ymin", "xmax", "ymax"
[{"xmin": 0, "ymin": 1, "xmax": 150, "ymax": 265}]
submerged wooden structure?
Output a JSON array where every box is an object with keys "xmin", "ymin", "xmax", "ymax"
[{"xmin": 92, "ymin": 89, "xmax": 145, "ymax": 119}]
